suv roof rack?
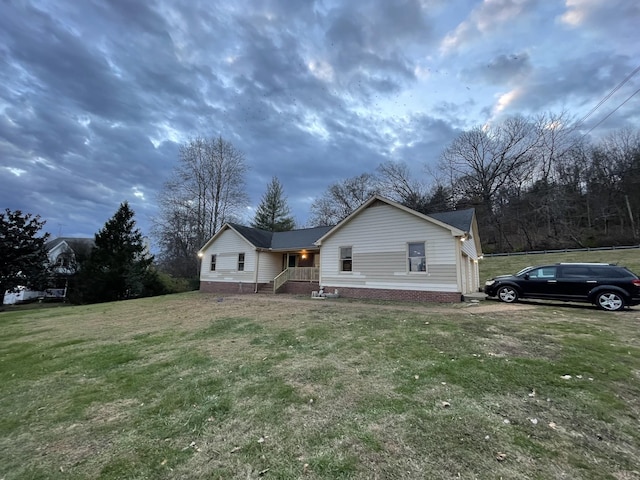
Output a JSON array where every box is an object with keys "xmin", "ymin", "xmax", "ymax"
[{"xmin": 556, "ymin": 262, "xmax": 613, "ymax": 265}]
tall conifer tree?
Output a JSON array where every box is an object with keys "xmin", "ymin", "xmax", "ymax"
[
  {"xmin": 79, "ymin": 202, "xmax": 158, "ymax": 303},
  {"xmin": 252, "ymin": 177, "xmax": 295, "ymax": 232}
]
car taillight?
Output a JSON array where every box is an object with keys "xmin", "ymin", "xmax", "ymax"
[{"xmin": 632, "ymin": 279, "xmax": 640, "ymax": 288}]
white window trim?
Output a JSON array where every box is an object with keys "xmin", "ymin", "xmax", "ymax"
[
  {"xmin": 407, "ymin": 241, "xmax": 427, "ymax": 274},
  {"xmin": 339, "ymin": 246, "xmax": 353, "ymax": 273}
]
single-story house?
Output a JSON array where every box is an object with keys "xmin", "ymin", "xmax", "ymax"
[{"xmin": 198, "ymin": 195, "xmax": 482, "ymax": 302}]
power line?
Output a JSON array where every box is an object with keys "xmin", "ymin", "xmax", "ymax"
[
  {"xmin": 577, "ymin": 63, "xmax": 640, "ymax": 127},
  {"xmin": 583, "ymin": 85, "xmax": 640, "ymax": 137}
]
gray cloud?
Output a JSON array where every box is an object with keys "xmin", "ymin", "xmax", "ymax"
[
  {"xmin": 1, "ymin": 0, "xmax": 638, "ymax": 241},
  {"xmin": 460, "ymin": 52, "xmax": 532, "ymax": 85}
]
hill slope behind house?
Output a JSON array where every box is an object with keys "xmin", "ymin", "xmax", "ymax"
[
  {"xmin": 479, "ymin": 248, "xmax": 640, "ymax": 283},
  {"xmin": 1, "ymin": 293, "xmax": 640, "ymax": 479}
]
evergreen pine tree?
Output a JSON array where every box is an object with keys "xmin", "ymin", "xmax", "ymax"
[
  {"xmin": 0, "ymin": 210, "xmax": 50, "ymax": 304},
  {"xmin": 251, "ymin": 177, "xmax": 295, "ymax": 231},
  {"xmin": 79, "ymin": 202, "xmax": 159, "ymax": 303}
]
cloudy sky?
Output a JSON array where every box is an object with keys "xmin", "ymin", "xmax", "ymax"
[{"xmin": 2, "ymin": 0, "xmax": 639, "ymax": 242}]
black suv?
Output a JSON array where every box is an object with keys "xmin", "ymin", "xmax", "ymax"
[{"xmin": 484, "ymin": 263, "xmax": 640, "ymax": 311}]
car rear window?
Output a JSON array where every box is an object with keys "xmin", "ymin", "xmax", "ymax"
[
  {"xmin": 590, "ymin": 266, "xmax": 632, "ymax": 278},
  {"xmin": 559, "ymin": 265, "xmax": 632, "ymax": 279}
]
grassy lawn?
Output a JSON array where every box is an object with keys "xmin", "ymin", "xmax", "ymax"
[{"xmin": 2, "ymin": 291, "xmax": 640, "ymax": 479}]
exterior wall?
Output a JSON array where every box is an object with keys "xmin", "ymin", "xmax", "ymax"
[
  {"xmin": 256, "ymin": 252, "xmax": 283, "ymax": 283},
  {"xmin": 199, "ymin": 228, "xmax": 255, "ymax": 284},
  {"xmin": 319, "ymin": 203, "xmax": 460, "ymax": 293},
  {"xmin": 461, "ymin": 236, "xmax": 480, "ymax": 293},
  {"xmin": 461, "ymin": 236, "xmax": 478, "ymax": 258}
]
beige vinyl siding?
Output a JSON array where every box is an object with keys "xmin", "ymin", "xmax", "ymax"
[
  {"xmin": 200, "ymin": 229, "xmax": 255, "ymax": 283},
  {"xmin": 257, "ymin": 252, "xmax": 283, "ymax": 283},
  {"xmin": 320, "ymin": 203, "xmax": 459, "ymax": 292},
  {"xmin": 461, "ymin": 236, "xmax": 478, "ymax": 258}
]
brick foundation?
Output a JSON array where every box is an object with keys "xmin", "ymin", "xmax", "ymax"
[
  {"xmin": 200, "ymin": 281, "xmax": 462, "ymax": 303},
  {"xmin": 322, "ymin": 286, "xmax": 462, "ymax": 303},
  {"xmin": 200, "ymin": 281, "xmax": 259, "ymax": 294},
  {"xmin": 278, "ymin": 281, "xmax": 320, "ymax": 295}
]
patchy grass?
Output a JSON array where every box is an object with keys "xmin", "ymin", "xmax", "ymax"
[
  {"xmin": 479, "ymin": 248, "xmax": 640, "ymax": 283},
  {"xmin": 1, "ymin": 292, "xmax": 640, "ymax": 479}
]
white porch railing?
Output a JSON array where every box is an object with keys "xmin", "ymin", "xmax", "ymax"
[{"xmin": 273, "ymin": 267, "xmax": 320, "ymax": 293}]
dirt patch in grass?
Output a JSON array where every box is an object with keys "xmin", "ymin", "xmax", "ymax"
[{"xmin": 85, "ymin": 398, "xmax": 139, "ymax": 425}]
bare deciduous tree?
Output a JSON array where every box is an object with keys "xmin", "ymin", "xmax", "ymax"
[
  {"xmin": 309, "ymin": 173, "xmax": 379, "ymax": 226},
  {"xmin": 441, "ymin": 116, "xmax": 539, "ymax": 213},
  {"xmin": 153, "ymin": 136, "xmax": 248, "ymax": 278},
  {"xmin": 376, "ymin": 161, "xmax": 431, "ymax": 213},
  {"xmin": 440, "ymin": 115, "xmax": 543, "ymax": 250}
]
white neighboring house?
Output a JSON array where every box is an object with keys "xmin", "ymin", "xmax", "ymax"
[
  {"xmin": 2, "ymin": 237, "xmax": 94, "ymax": 304},
  {"xmin": 198, "ymin": 195, "xmax": 483, "ymax": 302}
]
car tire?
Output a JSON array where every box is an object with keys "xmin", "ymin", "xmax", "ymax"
[
  {"xmin": 497, "ymin": 286, "xmax": 518, "ymax": 303},
  {"xmin": 596, "ymin": 291, "xmax": 625, "ymax": 311}
]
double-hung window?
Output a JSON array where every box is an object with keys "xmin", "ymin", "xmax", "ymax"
[
  {"xmin": 238, "ymin": 253, "xmax": 245, "ymax": 271},
  {"xmin": 210, "ymin": 254, "xmax": 217, "ymax": 271},
  {"xmin": 340, "ymin": 247, "xmax": 352, "ymax": 272},
  {"xmin": 408, "ymin": 242, "xmax": 426, "ymax": 272}
]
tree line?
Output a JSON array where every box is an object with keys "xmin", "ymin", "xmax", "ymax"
[
  {"xmin": 153, "ymin": 120, "xmax": 640, "ymax": 280},
  {"xmin": 308, "ymin": 119, "xmax": 640, "ymax": 254},
  {"xmin": 439, "ymin": 116, "xmax": 640, "ymax": 253},
  {"xmin": 4, "ymin": 115, "xmax": 638, "ymax": 304}
]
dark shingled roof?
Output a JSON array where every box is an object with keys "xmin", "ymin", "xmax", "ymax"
[
  {"xmin": 271, "ymin": 226, "xmax": 333, "ymax": 249},
  {"xmin": 228, "ymin": 223, "xmax": 273, "ymax": 249},
  {"xmin": 428, "ymin": 209, "xmax": 475, "ymax": 233},
  {"xmin": 227, "ymin": 224, "xmax": 333, "ymax": 250},
  {"xmin": 45, "ymin": 237, "xmax": 95, "ymax": 252}
]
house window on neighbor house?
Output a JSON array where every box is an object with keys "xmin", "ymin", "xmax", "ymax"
[
  {"xmin": 408, "ymin": 242, "xmax": 426, "ymax": 272},
  {"xmin": 210, "ymin": 254, "xmax": 216, "ymax": 271},
  {"xmin": 340, "ymin": 247, "xmax": 352, "ymax": 272},
  {"xmin": 238, "ymin": 253, "xmax": 245, "ymax": 271}
]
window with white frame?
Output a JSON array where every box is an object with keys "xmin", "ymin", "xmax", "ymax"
[
  {"xmin": 210, "ymin": 254, "xmax": 216, "ymax": 271},
  {"xmin": 238, "ymin": 253, "xmax": 245, "ymax": 271},
  {"xmin": 340, "ymin": 247, "xmax": 352, "ymax": 272},
  {"xmin": 408, "ymin": 242, "xmax": 426, "ymax": 272}
]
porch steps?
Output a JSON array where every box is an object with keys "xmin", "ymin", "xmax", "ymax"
[{"xmin": 256, "ymin": 282, "xmax": 275, "ymax": 294}]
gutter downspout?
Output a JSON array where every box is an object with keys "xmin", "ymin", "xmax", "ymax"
[
  {"xmin": 455, "ymin": 235, "xmax": 463, "ymax": 300},
  {"xmin": 254, "ymin": 250, "xmax": 260, "ymax": 293}
]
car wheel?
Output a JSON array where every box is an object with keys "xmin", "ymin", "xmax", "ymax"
[
  {"xmin": 497, "ymin": 286, "xmax": 518, "ymax": 303},
  {"xmin": 596, "ymin": 291, "xmax": 625, "ymax": 311}
]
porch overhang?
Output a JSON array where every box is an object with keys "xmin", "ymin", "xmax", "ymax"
[{"xmin": 259, "ymin": 247, "xmax": 321, "ymax": 253}]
